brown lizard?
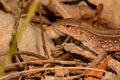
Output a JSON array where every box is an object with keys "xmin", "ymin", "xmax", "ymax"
[{"xmin": 52, "ymin": 18, "xmax": 120, "ymax": 67}]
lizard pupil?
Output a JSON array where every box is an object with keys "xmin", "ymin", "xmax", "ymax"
[
  {"xmin": 80, "ymin": 32, "xmax": 83, "ymax": 35},
  {"xmin": 66, "ymin": 24, "xmax": 71, "ymax": 28}
]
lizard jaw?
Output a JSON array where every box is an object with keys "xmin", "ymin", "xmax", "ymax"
[{"xmin": 52, "ymin": 25, "xmax": 66, "ymax": 37}]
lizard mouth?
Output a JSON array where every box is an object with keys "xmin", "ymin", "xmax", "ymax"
[{"xmin": 52, "ymin": 25, "xmax": 66, "ymax": 36}]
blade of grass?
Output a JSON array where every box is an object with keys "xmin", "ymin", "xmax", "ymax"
[{"xmin": 0, "ymin": 0, "xmax": 40, "ymax": 76}]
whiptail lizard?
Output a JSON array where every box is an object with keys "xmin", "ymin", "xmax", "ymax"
[{"xmin": 52, "ymin": 18, "xmax": 120, "ymax": 67}]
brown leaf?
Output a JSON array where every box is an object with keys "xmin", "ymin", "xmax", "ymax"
[{"xmin": 84, "ymin": 55, "xmax": 111, "ymax": 80}]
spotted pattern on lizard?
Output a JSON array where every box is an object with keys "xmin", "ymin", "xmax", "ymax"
[{"xmin": 52, "ymin": 18, "xmax": 120, "ymax": 67}]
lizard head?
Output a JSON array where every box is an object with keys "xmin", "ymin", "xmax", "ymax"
[{"xmin": 52, "ymin": 18, "xmax": 87, "ymax": 40}]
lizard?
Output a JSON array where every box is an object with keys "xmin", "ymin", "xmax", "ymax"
[{"xmin": 52, "ymin": 18, "xmax": 120, "ymax": 67}]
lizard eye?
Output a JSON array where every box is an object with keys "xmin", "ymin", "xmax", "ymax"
[
  {"xmin": 80, "ymin": 32, "xmax": 83, "ymax": 35},
  {"xmin": 65, "ymin": 24, "xmax": 71, "ymax": 28}
]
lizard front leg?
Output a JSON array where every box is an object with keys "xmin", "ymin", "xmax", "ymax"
[{"xmin": 84, "ymin": 42, "xmax": 107, "ymax": 67}]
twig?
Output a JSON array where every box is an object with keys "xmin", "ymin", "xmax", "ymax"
[
  {"xmin": 38, "ymin": 5, "xmax": 52, "ymax": 60},
  {"xmin": 14, "ymin": 51, "xmax": 46, "ymax": 60},
  {"xmin": 0, "ymin": 0, "xmax": 16, "ymax": 15},
  {"xmin": 7, "ymin": 60, "xmax": 79, "ymax": 68},
  {"xmin": 0, "ymin": 66, "xmax": 106, "ymax": 80},
  {"xmin": 11, "ymin": 0, "xmax": 24, "ymax": 69}
]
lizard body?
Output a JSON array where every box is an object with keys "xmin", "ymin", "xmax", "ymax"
[{"xmin": 52, "ymin": 18, "xmax": 120, "ymax": 67}]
